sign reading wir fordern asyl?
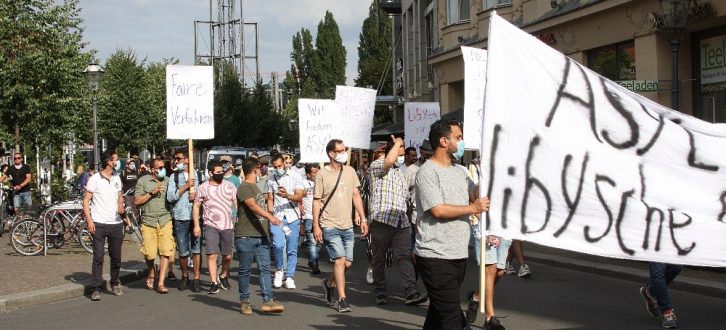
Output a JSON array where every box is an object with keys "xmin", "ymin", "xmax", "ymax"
[{"xmin": 166, "ymin": 65, "xmax": 214, "ymax": 139}]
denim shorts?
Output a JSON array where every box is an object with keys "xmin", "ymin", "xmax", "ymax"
[
  {"xmin": 13, "ymin": 191, "xmax": 32, "ymax": 209},
  {"xmin": 173, "ymin": 220, "xmax": 201, "ymax": 257},
  {"xmin": 484, "ymin": 237, "xmax": 512, "ymax": 269},
  {"xmin": 322, "ymin": 227, "xmax": 354, "ymax": 262}
]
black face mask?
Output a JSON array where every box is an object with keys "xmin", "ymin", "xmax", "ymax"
[{"xmin": 212, "ymin": 173, "xmax": 224, "ymax": 182}]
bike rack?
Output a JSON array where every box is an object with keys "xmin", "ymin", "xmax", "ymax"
[{"xmin": 42, "ymin": 199, "xmax": 83, "ymax": 257}]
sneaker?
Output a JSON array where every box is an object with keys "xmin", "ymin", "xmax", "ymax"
[
  {"xmin": 660, "ymin": 308, "xmax": 677, "ymax": 328},
  {"xmin": 505, "ymin": 262, "xmax": 515, "ymax": 275},
  {"xmin": 178, "ymin": 277, "xmax": 189, "ymax": 291},
  {"xmin": 111, "ymin": 285, "xmax": 124, "ymax": 296},
  {"xmin": 322, "ymin": 279, "xmax": 334, "ymax": 305},
  {"xmin": 640, "ymin": 286, "xmax": 660, "ymax": 318},
  {"xmin": 284, "ymin": 277, "xmax": 296, "ymax": 289},
  {"xmin": 309, "ymin": 262, "xmax": 320, "ymax": 275},
  {"xmin": 261, "ymin": 299, "xmax": 285, "ymax": 313},
  {"xmin": 167, "ymin": 271, "xmax": 177, "ymax": 281},
  {"xmin": 404, "ymin": 292, "xmax": 428, "ymax": 305},
  {"xmin": 208, "ymin": 282, "xmax": 220, "ymax": 294},
  {"xmin": 91, "ymin": 290, "xmax": 101, "ymax": 301},
  {"xmin": 240, "ymin": 301, "xmax": 253, "ymax": 315},
  {"xmin": 366, "ymin": 267, "xmax": 374, "ymax": 285},
  {"xmin": 466, "ymin": 291, "xmax": 480, "ymax": 323},
  {"xmin": 517, "ymin": 264, "xmax": 531, "ymax": 278},
  {"xmin": 335, "ymin": 297, "xmax": 351, "ymax": 313},
  {"xmin": 191, "ymin": 279, "xmax": 201, "ymax": 292},
  {"xmin": 219, "ymin": 276, "xmax": 230, "ymax": 290},
  {"xmin": 273, "ymin": 270, "xmax": 284, "ymax": 288},
  {"xmin": 483, "ymin": 316, "xmax": 505, "ymax": 330},
  {"xmin": 375, "ymin": 294, "xmax": 387, "ymax": 305}
]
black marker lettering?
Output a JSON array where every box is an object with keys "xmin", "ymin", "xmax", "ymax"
[
  {"xmin": 668, "ymin": 209, "xmax": 696, "ymax": 255},
  {"xmin": 553, "ymin": 153, "xmax": 589, "ymax": 237},
  {"xmin": 521, "ymin": 136, "xmax": 552, "ymax": 234}
]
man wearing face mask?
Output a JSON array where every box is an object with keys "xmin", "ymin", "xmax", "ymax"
[
  {"xmin": 368, "ymin": 136, "xmax": 427, "ymax": 306},
  {"xmin": 135, "ymin": 158, "xmax": 174, "ymax": 294},
  {"xmin": 266, "ymin": 154, "xmax": 305, "ymax": 290},
  {"xmin": 415, "ymin": 119, "xmax": 490, "ymax": 329},
  {"xmin": 121, "ymin": 158, "xmax": 139, "ymax": 222}
]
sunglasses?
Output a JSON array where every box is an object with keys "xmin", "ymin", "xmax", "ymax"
[
  {"xmin": 14, "ymin": 157, "xmax": 22, "ymax": 160},
  {"xmin": 174, "ymin": 157, "xmax": 185, "ymax": 160}
]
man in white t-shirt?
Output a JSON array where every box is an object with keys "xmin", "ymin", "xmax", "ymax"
[{"xmin": 83, "ymin": 150, "xmax": 125, "ymax": 301}]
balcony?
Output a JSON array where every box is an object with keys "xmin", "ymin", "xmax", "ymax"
[{"xmin": 379, "ymin": 0, "xmax": 402, "ymax": 15}]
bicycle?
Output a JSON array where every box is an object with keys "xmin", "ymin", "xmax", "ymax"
[
  {"xmin": 1, "ymin": 188, "xmax": 41, "ymax": 237},
  {"xmin": 10, "ymin": 198, "xmax": 92, "ymax": 256}
]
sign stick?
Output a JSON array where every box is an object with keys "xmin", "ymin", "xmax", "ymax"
[{"xmin": 188, "ymin": 138, "xmax": 195, "ymax": 193}]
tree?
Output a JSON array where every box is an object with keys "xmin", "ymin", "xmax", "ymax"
[
  {"xmin": 357, "ymin": 2, "xmax": 393, "ymax": 125},
  {"xmin": 312, "ymin": 11, "xmax": 347, "ymax": 99},
  {"xmin": 144, "ymin": 58, "xmax": 178, "ymax": 151},
  {"xmin": 0, "ymin": 0, "xmax": 92, "ymax": 150}
]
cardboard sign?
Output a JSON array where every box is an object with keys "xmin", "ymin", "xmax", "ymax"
[
  {"xmin": 404, "ymin": 102, "xmax": 440, "ymax": 150},
  {"xmin": 335, "ymin": 86, "xmax": 377, "ymax": 149},
  {"xmin": 298, "ymin": 99, "xmax": 341, "ymax": 163},
  {"xmin": 166, "ymin": 65, "xmax": 214, "ymax": 139}
]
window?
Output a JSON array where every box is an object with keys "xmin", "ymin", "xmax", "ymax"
[
  {"xmin": 587, "ymin": 41, "xmax": 636, "ymax": 81},
  {"xmin": 448, "ymin": 0, "xmax": 470, "ymax": 24},
  {"xmin": 483, "ymin": 0, "xmax": 512, "ymax": 10}
]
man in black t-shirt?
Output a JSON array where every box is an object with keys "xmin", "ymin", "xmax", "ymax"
[
  {"xmin": 7, "ymin": 153, "xmax": 32, "ymax": 212},
  {"xmin": 120, "ymin": 159, "xmax": 139, "ymax": 219}
]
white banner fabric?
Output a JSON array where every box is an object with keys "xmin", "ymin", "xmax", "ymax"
[
  {"xmin": 481, "ymin": 13, "xmax": 726, "ymax": 267},
  {"xmin": 462, "ymin": 46, "xmax": 487, "ymax": 150},
  {"xmin": 298, "ymin": 99, "xmax": 341, "ymax": 163},
  {"xmin": 166, "ymin": 65, "xmax": 214, "ymax": 139},
  {"xmin": 404, "ymin": 102, "xmax": 441, "ymax": 150},
  {"xmin": 335, "ymin": 86, "xmax": 377, "ymax": 149}
]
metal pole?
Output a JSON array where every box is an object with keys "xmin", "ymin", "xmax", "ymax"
[
  {"xmin": 670, "ymin": 39, "xmax": 680, "ymax": 111},
  {"xmin": 92, "ymin": 93, "xmax": 99, "ymax": 167}
]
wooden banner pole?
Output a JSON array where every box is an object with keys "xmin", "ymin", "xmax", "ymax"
[{"xmin": 188, "ymin": 138, "xmax": 195, "ymax": 193}]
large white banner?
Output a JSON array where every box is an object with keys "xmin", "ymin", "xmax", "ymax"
[
  {"xmin": 166, "ymin": 65, "xmax": 214, "ymax": 139},
  {"xmin": 335, "ymin": 86, "xmax": 377, "ymax": 149},
  {"xmin": 462, "ymin": 46, "xmax": 487, "ymax": 150},
  {"xmin": 298, "ymin": 99, "xmax": 341, "ymax": 163},
  {"xmin": 404, "ymin": 102, "xmax": 440, "ymax": 150},
  {"xmin": 482, "ymin": 13, "xmax": 726, "ymax": 267}
]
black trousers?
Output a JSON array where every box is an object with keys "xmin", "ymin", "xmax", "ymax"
[
  {"xmin": 91, "ymin": 222, "xmax": 124, "ymax": 290},
  {"xmin": 416, "ymin": 256, "xmax": 468, "ymax": 330},
  {"xmin": 371, "ymin": 221, "xmax": 418, "ymax": 297}
]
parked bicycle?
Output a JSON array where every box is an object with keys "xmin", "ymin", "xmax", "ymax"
[
  {"xmin": 10, "ymin": 198, "xmax": 92, "ymax": 256},
  {"xmin": 1, "ymin": 188, "xmax": 41, "ymax": 237}
]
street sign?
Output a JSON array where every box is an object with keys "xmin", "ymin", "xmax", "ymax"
[{"xmin": 139, "ymin": 149, "xmax": 151, "ymax": 163}]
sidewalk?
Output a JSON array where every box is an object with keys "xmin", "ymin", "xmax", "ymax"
[{"xmin": 0, "ymin": 232, "xmax": 147, "ymax": 312}]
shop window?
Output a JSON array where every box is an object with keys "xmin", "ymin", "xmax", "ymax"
[
  {"xmin": 587, "ymin": 41, "xmax": 636, "ymax": 81},
  {"xmin": 483, "ymin": 0, "xmax": 512, "ymax": 10},
  {"xmin": 448, "ymin": 0, "xmax": 470, "ymax": 24}
]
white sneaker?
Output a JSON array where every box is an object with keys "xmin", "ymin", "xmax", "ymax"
[
  {"xmin": 518, "ymin": 264, "xmax": 532, "ymax": 278},
  {"xmin": 284, "ymin": 277, "xmax": 296, "ymax": 289},
  {"xmin": 273, "ymin": 270, "xmax": 284, "ymax": 288},
  {"xmin": 505, "ymin": 262, "xmax": 515, "ymax": 275},
  {"xmin": 366, "ymin": 266, "xmax": 374, "ymax": 284}
]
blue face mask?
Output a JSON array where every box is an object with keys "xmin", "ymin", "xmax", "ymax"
[
  {"xmin": 176, "ymin": 163, "xmax": 185, "ymax": 171},
  {"xmin": 156, "ymin": 168, "xmax": 166, "ymax": 179},
  {"xmin": 453, "ymin": 140, "xmax": 465, "ymax": 161},
  {"xmin": 114, "ymin": 161, "xmax": 121, "ymax": 172}
]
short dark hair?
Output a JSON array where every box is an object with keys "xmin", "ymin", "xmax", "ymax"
[
  {"xmin": 243, "ymin": 158, "xmax": 259, "ymax": 175},
  {"xmin": 428, "ymin": 119, "xmax": 461, "ymax": 148},
  {"xmin": 271, "ymin": 154, "xmax": 284, "ymax": 164},
  {"xmin": 101, "ymin": 149, "xmax": 117, "ymax": 169},
  {"xmin": 405, "ymin": 147, "xmax": 417, "ymax": 154},
  {"xmin": 208, "ymin": 160, "xmax": 222, "ymax": 171},
  {"xmin": 325, "ymin": 139, "xmax": 343, "ymax": 154},
  {"xmin": 305, "ymin": 163, "xmax": 320, "ymax": 175},
  {"xmin": 174, "ymin": 150, "xmax": 188, "ymax": 158}
]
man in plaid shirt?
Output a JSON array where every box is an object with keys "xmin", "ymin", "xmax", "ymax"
[{"xmin": 368, "ymin": 135, "xmax": 428, "ymax": 306}]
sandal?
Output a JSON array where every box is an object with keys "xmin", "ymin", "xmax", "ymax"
[
  {"xmin": 145, "ymin": 277, "xmax": 155, "ymax": 290},
  {"xmin": 156, "ymin": 284, "xmax": 169, "ymax": 294}
]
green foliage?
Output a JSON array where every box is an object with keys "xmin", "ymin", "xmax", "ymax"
[
  {"xmin": 357, "ymin": 2, "xmax": 394, "ymax": 125},
  {"xmin": 313, "ymin": 11, "xmax": 347, "ymax": 99},
  {"xmin": 0, "ymin": 0, "xmax": 92, "ymax": 149}
]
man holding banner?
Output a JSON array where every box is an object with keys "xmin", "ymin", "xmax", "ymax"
[{"xmin": 414, "ymin": 119, "xmax": 489, "ymax": 329}]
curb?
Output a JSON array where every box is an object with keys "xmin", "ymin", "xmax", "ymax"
[
  {"xmin": 526, "ymin": 251, "xmax": 726, "ymax": 299},
  {"xmin": 0, "ymin": 263, "xmax": 147, "ymax": 313}
]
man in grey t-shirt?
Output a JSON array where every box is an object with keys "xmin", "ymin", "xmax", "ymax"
[{"xmin": 414, "ymin": 119, "xmax": 489, "ymax": 330}]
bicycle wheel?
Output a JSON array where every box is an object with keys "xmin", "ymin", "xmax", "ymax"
[
  {"xmin": 11, "ymin": 219, "xmax": 45, "ymax": 256},
  {"xmin": 46, "ymin": 214, "xmax": 66, "ymax": 249},
  {"xmin": 77, "ymin": 222, "xmax": 94, "ymax": 254},
  {"xmin": 0, "ymin": 202, "xmax": 6, "ymax": 236}
]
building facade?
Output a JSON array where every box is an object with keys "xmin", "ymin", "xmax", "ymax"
[{"xmin": 389, "ymin": 0, "xmax": 726, "ymax": 123}]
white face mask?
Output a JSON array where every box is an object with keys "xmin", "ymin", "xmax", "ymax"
[
  {"xmin": 395, "ymin": 155, "xmax": 405, "ymax": 167},
  {"xmin": 334, "ymin": 152, "xmax": 348, "ymax": 164}
]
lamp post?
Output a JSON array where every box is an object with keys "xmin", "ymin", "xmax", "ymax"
[
  {"xmin": 658, "ymin": 0, "xmax": 691, "ymax": 111},
  {"xmin": 83, "ymin": 63, "xmax": 105, "ymax": 167}
]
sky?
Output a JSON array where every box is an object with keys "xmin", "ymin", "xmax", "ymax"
[{"xmin": 77, "ymin": 0, "xmax": 372, "ymax": 86}]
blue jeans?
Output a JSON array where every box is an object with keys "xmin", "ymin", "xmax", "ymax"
[
  {"xmin": 235, "ymin": 237, "xmax": 273, "ymax": 302},
  {"xmin": 270, "ymin": 218, "xmax": 300, "ymax": 278},
  {"xmin": 173, "ymin": 219, "xmax": 201, "ymax": 257},
  {"xmin": 647, "ymin": 262, "xmax": 681, "ymax": 312},
  {"xmin": 13, "ymin": 191, "xmax": 32, "ymax": 209},
  {"xmin": 323, "ymin": 227, "xmax": 354, "ymax": 261},
  {"xmin": 303, "ymin": 218, "xmax": 320, "ymax": 264}
]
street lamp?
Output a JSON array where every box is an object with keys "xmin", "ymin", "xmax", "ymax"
[
  {"xmin": 288, "ymin": 118, "xmax": 298, "ymax": 131},
  {"xmin": 658, "ymin": 0, "xmax": 691, "ymax": 111},
  {"xmin": 83, "ymin": 63, "xmax": 104, "ymax": 167}
]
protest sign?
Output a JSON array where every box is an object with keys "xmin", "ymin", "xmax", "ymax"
[
  {"xmin": 166, "ymin": 65, "xmax": 214, "ymax": 139},
  {"xmin": 404, "ymin": 102, "xmax": 440, "ymax": 150},
  {"xmin": 481, "ymin": 12, "xmax": 726, "ymax": 267},
  {"xmin": 335, "ymin": 86, "xmax": 377, "ymax": 149},
  {"xmin": 298, "ymin": 99, "xmax": 341, "ymax": 163},
  {"xmin": 462, "ymin": 46, "xmax": 487, "ymax": 150}
]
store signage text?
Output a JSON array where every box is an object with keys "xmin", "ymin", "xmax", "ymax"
[{"xmin": 615, "ymin": 80, "xmax": 659, "ymax": 92}]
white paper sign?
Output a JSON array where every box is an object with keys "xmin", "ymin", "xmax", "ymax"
[
  {"xmin": 404, "ymin": 102, "xmax": 440, "ymax": 150},
  {"xmin": 298, "ymin": 99, "xmax": 341, "ymax": 163},
  {"xmin": 166, "ymin": 65, "xmax": 214, "ymax": 139},
  {"xmin": 335, "ymin": 85, "xmax": 377, "ymax": 149},
  {"xmin": 462, "ymin": 46, "xmax": 487, "ymax": 150},
  {"xmin": 482, "ymin": 13, "xmax": 726, "ymax": 267}
]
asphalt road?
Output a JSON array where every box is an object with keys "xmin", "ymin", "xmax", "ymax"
[{"xmin": 1, "ymin": 238, "xmax": 725, "ymax": 329}]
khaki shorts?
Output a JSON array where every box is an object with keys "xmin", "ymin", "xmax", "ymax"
[{"xmin": 140, "ymin": 221, "xmax": 176, "ymax": 260}]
